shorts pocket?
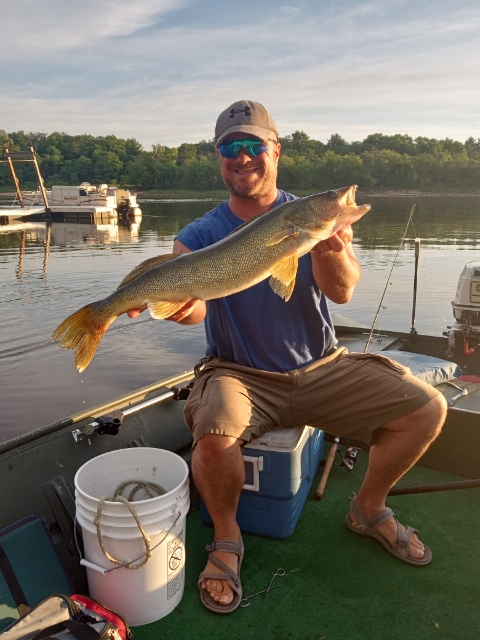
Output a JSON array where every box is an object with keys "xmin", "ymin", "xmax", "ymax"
[
  {"xmin": 187, "ymin": 369, "xmax": 221, "ymax": 418},
  {"xmin": 347, "ymin": 352, "xmax": 411, "ymax": 377}
]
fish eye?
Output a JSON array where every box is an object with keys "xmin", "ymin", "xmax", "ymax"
[{"xmin": 327, "ymin": 190, "xmax": 338, "ymax": 200}]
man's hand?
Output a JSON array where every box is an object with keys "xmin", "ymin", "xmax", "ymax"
[
  {"xmin": 309, "ymin": 224, "xmax": 360, "ymax": 304},
  {"xmin": 126, "ymin": 299, "xmax": 203, "ymax": 324},
  {"xmin": 311, "ymin": 225, "xmax": 353, "ymax": 255},
  {"xmin": 127, "ymin": 306, "xmax": 147, "ymax": 319},
  {"xmin": 165, "ymin": 299, "xmax": 200, "ymax": 323}
]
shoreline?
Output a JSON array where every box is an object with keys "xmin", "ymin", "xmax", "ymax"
[
  {"xmin": 127, "ymin": 188, "xmax": 480, "ymax": 199},
  {"xmin": 1, "ymin": 189, "xmax": 480, "ymax": 200}
]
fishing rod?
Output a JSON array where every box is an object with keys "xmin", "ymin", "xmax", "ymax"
[{"xmin": 364, "ymin": 204, "xmax": 416, "ymax": 353}]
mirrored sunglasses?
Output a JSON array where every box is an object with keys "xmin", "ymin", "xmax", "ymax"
[{"xmin": 218, "ymin": 139, "xmax": 271, "ymax": 159}]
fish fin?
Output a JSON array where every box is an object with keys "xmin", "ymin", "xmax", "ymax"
[
  {"xmin": 224, "ymin": 212, "xmax": 266, "ymax": 238},
  {"xmin": 265, "ymin": 222, "xmax": 300, "ymax": 247},
  {"xmin": 117, "ymin": 254, "xmax": 179, "ymax": 289},
  {"xmin": 52, "ymin": 303, "xmax": 114, "ymax": 372},
  {"xmin": 269, "ymin": 253, "xmax": 298, "ymax": 301},
  {"xmin": 147, "ymin": 299, "xmax": 192, "ymax": 320},
  {"xmin": 269, "ymin": 276, "xmax": 296, "ymax": 302}
]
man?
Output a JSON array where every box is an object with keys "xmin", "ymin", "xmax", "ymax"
[{"xmin": 129, "ymin": 100, "xmax": 447, "ymax": 613}]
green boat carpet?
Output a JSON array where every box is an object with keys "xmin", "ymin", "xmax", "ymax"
[{"xmin": 133, "ymin": 450, "xmax": 480, "ymax": 640}]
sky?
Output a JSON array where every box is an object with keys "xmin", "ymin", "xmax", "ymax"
[{"xmin": 1, "ymin": 0, "xmax": 479, "ymax": 148}]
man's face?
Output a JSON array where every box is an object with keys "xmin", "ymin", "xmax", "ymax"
[{"xmin": 217, "ymin": 133, "xmax": 281, "ymax": 200}]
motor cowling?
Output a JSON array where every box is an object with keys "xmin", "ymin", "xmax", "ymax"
[
  {"xmin": 452, "ymin": 261, "xmax": 480, "ymax": 323},
  {"xmin": 447, "ymin": 262, "xmax": 480, "ymax": 357}
]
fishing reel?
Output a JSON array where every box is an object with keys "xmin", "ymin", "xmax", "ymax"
[{"xmin": 333, "ymin": 446, "xmax": 359, "ymax": 471}]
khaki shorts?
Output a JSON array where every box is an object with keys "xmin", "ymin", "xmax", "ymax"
[{"xmin": 183, "ymin": 348, "xmax": 440, "ymax": 447}]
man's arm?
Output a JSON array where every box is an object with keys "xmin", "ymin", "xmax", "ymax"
[
  {"xmin": 309, "ymin": 226, "xmax": 361, "ymax": 304},
  {"xmin": 126, "ymin": 239, "xmax": 207, "ymax": 324}
]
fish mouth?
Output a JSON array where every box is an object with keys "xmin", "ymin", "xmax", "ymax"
[
  {"xmin": 335, "ymin": 185, "xmax": 359, "ymax": 207},
  {"xmin": 335, "ymin": 185, "xmax": 371, "ymax": 215}
]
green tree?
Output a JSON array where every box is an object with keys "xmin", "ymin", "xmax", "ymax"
[
  {"xmin": 362, "ymin": 149, "xmax": 415, "ymax": 189},
  {"xmin": 326, "ymin": 134, "xmax": 350, "ymax": 155},
  {"xmin": 0, "ymin": 129, "xmax": 15, "ymax": 151},
  {"xmin": 314, "ymin": 151, "xmax": 375, "ymax": 190},
  {"xmin": 152, "ymin": 144, "xmax": 178, "ymax": 164},
  {"xmin": 183, "ymin": 157, "xmax": 221, "ymax": 190},
  {"xmin": 465, "ymin": 137, "xmax": 480, "ymax": 160},
  {"xmin": 92, "ymin": 149, "xmax": 123, "ymax": 183},
  {"xmin": 278, "ymin": 155, "xmax": 314, "ymax": 189},
  {"xmin": 176, "ymin": 143, "xmax": 197, "ymax": 166},
  {"xmin": 361, "ymin": 133, "xmax": 416, "ymax": 156}
]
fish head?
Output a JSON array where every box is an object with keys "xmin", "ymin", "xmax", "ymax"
[{"xmin": 301, "ymin": 185, "xmax": 371, "ymax": 234}]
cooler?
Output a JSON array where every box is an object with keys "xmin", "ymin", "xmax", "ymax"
[{"xmin": 200, "ymin": 426, "xmax": 324, "ymax": 539}]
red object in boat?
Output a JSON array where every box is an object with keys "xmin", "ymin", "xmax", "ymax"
[{"xmin": 458, "ymin": 374, "xmax": 480, "ymax": 384}]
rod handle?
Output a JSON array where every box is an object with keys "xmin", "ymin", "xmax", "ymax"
[{"xmin": 315, "ymin": 438, "xmax": 339, "ymax": 500}]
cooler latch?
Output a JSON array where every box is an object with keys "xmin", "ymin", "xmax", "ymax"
[{"xmin": 242, "ymin": 456, "xmax": 264, "ymax": 492}]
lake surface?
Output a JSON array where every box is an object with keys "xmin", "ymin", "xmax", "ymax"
[{"xmin": 1, "ymin": 194, "xmax": 480, "ymax": 442}]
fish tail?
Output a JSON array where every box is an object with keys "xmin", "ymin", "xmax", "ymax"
[{"xmin": 52, "ymin": 303, "xmax": 114, "ymax": 372}]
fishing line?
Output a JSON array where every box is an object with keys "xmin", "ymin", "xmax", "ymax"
[{"xmin": 363, "ymin": 204, "xmax": 416, "ymax": 354}]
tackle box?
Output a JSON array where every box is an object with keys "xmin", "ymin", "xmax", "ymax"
[{"xmin": 200, "ymin": 426, "xmax": 324, "ymax": 539}]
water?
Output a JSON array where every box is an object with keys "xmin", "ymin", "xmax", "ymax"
[{"xmin": 1, "ymin": 195, "xmax": 480, "ymax": 441}]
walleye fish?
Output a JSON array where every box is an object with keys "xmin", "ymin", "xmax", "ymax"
[{"xmin": 53, "ymin": 185, "xmax": 370, "ymax": 371}]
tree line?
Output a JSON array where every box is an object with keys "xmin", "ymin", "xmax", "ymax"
[{"xmin": 1, "ymin": 128, "xmax": 480, "ymax": 192}]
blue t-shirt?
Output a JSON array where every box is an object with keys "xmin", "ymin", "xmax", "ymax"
[{"xmin": 176, "ymin": 189, "xmax": 336, "ymax": 372}]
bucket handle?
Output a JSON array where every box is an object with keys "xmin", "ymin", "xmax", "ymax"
[{"xmin": 75, "ymin": 511, "xmax": 182, "ymax": 575}]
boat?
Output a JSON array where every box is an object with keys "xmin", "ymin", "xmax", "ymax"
[
  {"xmin": 1, "ymin": 263, "xmax": 480, "ymax": 638},
  {"xmin": 0, "ymin": 149, "xmax": 141, "ymax": 220},
  {"xmin": 45, "ymin": 183, "xmax": 141, "ymax": 217}
]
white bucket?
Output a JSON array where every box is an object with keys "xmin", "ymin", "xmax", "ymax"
[{"xmin": 74, "ymin": 448, "xmax": 190, "ymax": 626}]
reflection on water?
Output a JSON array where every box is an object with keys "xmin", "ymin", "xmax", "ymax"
[
  {"xmin": 0, "ymin": 195, "xmax": 480, "ymax": 440},
  {"xmin": 342, "ymin": 195, "xmax": 480, "ymax": 334}
]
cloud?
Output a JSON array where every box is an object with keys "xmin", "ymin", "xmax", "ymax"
[
  {"xmin": 2, "ymin": 0, "xmax": 480, "ymax": 145},
  {"xmin": 280, "ymin": 6, "xmax": 304, "ymax": 17},
  {"xmin": 0, "ymin": 0, "xmax": 192, "ymax": 53}
]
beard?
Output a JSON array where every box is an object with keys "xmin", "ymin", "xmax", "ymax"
[{"xmin": 222, "ymin": 160, "xmax": 278, "ymax": 200}]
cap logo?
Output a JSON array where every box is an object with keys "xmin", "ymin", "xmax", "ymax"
[{"xmin": 229, "ymin": 106, "xmax": 251, "ymax": 118}]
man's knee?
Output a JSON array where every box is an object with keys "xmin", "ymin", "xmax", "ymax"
[
  {"xmin": 194, "ymin": 433, "xmax": 242, "ymax": 461},
  {"xmin": 386, "ymin": 393, "xmax": 447, "ymax": 437}
]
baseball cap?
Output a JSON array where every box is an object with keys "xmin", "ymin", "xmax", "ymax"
[{"xmin": 215, "ymin": 100, "xmax": 278, "ymax": 146}]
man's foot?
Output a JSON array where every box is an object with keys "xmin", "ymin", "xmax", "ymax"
[
  {"xmin": 200, "ymin": 548, "xmax": 239, "ymax": 605},
  {"xmin": 349, "ymin": 510, "xmax": 425, "ymax": 559},
  {"xmin": 198, "ymin": 537, "xmax": 244, "ymax": 613},
  {"xmin": 345, "ymin": 496, "xmax": 432, "ymax": 565}
]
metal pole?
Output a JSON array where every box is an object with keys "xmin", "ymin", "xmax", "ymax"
[
  {"xmin": 410, "ymin": 238, "xmax": 420, "ymax": 337},
  {"xmin": 4, "ymin": 149, "xmax": 24, "ymax": 208},
  {"xmin": 30, "ymin": 147, "xmax": 50, "ymax": 212}
]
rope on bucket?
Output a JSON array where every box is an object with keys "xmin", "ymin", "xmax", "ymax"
[{"xmin": 94, "ymin": 480, "xmax": 169, "ymax": 571}]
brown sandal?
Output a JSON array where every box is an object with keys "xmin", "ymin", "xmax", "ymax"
[
  {"xmin": 345, "ymin": 495, "xmax": 432, "ymax": 566},
  {"xmin": 198, "ymin": 538, "xmax": 244, "ymax": 613}
]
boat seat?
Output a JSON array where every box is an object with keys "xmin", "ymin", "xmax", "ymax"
[{"xmin": 383, "ymin": 350, "xmax": 461, "ymax": 386}]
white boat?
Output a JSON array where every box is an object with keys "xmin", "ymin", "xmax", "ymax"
[
  {"xmin": 0, "ymin": 184, "xmax": 141, "ymax": 219},
  {"xmin": 46, "ymin": 183, "xmax": 141, "ymax": 216}
]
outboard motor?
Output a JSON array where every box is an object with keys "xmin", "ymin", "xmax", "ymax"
[{"xmin": 447, "ymin": 262, "xmax": 480, "ymax": 357}]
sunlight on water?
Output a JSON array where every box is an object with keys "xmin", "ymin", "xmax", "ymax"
[{"xmin": 0, "ymin": 195, "xmax": 479, "ymax": 439}]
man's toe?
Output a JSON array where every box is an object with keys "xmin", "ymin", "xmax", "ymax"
[{"xmin": 220, "ymin": 583, "xmax": 233, "ymax": 605}]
